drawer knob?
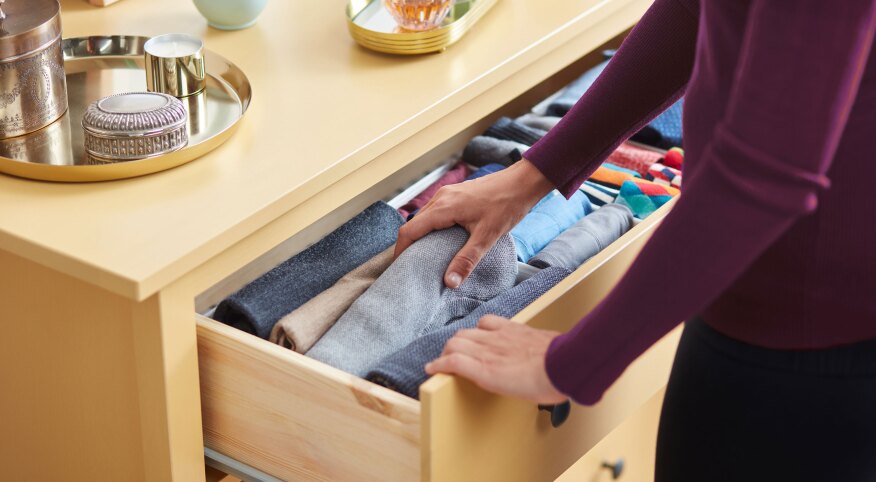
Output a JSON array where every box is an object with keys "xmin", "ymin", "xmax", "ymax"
[
  {"xmin": 538, "ymin": 401, "xmax": 571, "ymax": 428},
  {"xmin": 601, "ymin": 458, "xmax": 625, "ymax": 480}
]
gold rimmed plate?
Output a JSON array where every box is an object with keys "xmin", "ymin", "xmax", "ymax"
[
  {"xmin": 0, "ymin": 35, "xmax": 252, "ymax": 182},
  {"xmin": 347, "ymin": 0, "xmax": 498, "ymax": 55}
]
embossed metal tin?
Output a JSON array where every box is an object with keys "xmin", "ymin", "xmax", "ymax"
[
  {"xmin": 82, "ymin": 92, "xmax": 188, "ymax": 162},
  {"xmin": 0, "ymin": 0, "xmax": 68, "ymax": 139},
  {"xmin": 0, "ymin": 35, "xmax": 251, "ymax": 182}
]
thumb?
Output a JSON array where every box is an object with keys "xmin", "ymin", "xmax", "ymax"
[{"xmin": 444, "ymin": 233, "xmax": 494, "ymax": 289}]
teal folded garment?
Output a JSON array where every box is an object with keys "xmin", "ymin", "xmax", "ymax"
[
  {"xmin": 615, "ymin": 180, "xmax": 675, "ymax": 219},
  {"xmin": 511, "ymin": 190, "xmax": 594, "ymax": 262}
]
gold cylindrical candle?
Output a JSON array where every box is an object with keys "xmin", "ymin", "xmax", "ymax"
[{"xmin": 144, "ymin": 33, "xmax": 206, "ymax": 98}]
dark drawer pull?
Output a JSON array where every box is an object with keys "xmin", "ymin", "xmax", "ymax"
[
  {"xmin": 601, "ymin": 458, "xmax": 625, "ymax": 480},
  {"xmin": 538, "ymin": 401, "xmax": 571, "ymax": 428}
]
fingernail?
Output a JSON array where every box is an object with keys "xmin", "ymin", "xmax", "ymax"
[{"xmin": 447, "ymin": 272, "xmax": 462, "ymax": 288}]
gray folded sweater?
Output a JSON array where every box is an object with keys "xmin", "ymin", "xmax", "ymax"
[
  {"xmin": 307, "ymin": 226, "xmax": 518, "ymax": 376},
  {"xmin": 365, "ymin": 266, "xmax": 572, "ymax": 399},
  {"xmin": 515, "ymin": 113, "xmax": 562, "ymax": 132},
  {"xmin": 213, "ymin": 202, "xmax": 405, "ymax": 339},
  {"xmin": 462, "ymin": 136, "xmax": 530, "ymax": 167},
  {"xmin": 528, "ymin": 204, "xmax": 634, "ymax": 271}
]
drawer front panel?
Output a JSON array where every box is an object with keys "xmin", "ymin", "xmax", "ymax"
[
  {"xmin": 422, "ymin": 202, "xmax": 680, "ymax": 482},
  {"xmin": 197, "ymin": 319, "xmax": 421, "ymax": 481},
  {"xmin": 556, "ymin": 388, "xmax": 665, "ymax": 482}
]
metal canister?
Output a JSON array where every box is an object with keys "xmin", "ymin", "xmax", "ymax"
[
  {"xmin": 82, "ymin": 92, "xmax": 189, "ymax": 162},
  {"xmin": 0, "ymin": 0, "xmax": 68, "ymax": 140}
]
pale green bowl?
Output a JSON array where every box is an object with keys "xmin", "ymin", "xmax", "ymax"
[{"xmin": 193, "ymin": 0, "xmax": 269, "ymax": 31}]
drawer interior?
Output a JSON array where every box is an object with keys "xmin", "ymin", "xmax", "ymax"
[{"xmin": 195, "ymin": 29, "xmax": 683, "ymax": 482}]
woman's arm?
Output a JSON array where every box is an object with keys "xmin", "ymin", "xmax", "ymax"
[
  {"xmin": 397, "ymin": 0, "xmax": 701, "ymax": 286},
  {"xmin": 525, "ymin": 0, "xmax": 699, "ymax": 196},
  {"xmin": 546, "ymin": 0, "xmax": 876, "ymax": 404}
]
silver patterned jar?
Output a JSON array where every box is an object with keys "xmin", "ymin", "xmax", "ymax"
[
  {"xmin": 0, "ymin": 0, "xmax": 68, "ymax": 140},
  {"xmin": 82, "ymin": 92, "xmax": 189, "ymax": 162}
]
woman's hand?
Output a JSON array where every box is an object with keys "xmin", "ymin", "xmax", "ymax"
[
  {"xmin": 425, "ymin": 315, "xmax": 567, "ymax": 404},
  {"xmin": 395, "ymin": 159, "xmax": 554, "ymax": 288}
]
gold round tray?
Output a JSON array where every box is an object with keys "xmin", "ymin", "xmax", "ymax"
[
  {"xmin": 346, "ymin": 0, "xmax": 498, "ymax": 55},
  {"xmin": 0, "ymin": 36, "xmax": 252, "ymax": 182}
]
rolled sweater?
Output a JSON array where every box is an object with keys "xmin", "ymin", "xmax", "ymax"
[
  {"xmin": 213, "ymin": 202, "xmax": 404, "ymax": 339},
  {"xmin": 307, "ymin": 227, "xmax": 517, "ymax": 376},
  {"xmin": 366, "ymin": 267, "xmax": 571, "ymax": 399},
  {"xmin": 524, "ymin": 0, "xmax": 876, "ymax": 404}
]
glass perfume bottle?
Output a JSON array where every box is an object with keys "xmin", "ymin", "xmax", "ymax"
[{"xmin": 383, "ymin": 0, "xmax": 453, "ymax": 32}]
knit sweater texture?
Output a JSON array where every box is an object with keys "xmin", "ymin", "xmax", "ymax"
[
  {"xmin": 213, "ymin": 202, "xmax": 404, "ymax": 339},
  {"xmin": 366, "ymin": 267, "xmax": 571, "ymax": 399},
  {"xmin": 307, "ymin": 227, "xmax": 517, "ymax": 376}
]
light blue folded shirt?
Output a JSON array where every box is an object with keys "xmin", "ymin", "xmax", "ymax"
[{"xmin": 510, "ymin": 190, "xmax": 594, "ymax": 262}]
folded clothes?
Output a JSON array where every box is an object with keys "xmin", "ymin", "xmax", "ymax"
[
  {"xmin": 603, "ymin": 162, "xmax": 642, "ymax": 178},
  {"xmin": 462, "ymin": 136, "xmax": 529, "ymax": 168},
  {"xmin": 616, "ymin": 179, "xmax": 679, "ymax": 219},
  {"xmin": 483, "ymin": 117, "xmax": 546, "ymax": 146},
  {"xmin": 269, "ymin": 247, "xmax": 395, "ymax": 353},
  {"xmin": 511, "ymin": 190, "xmax": 594, "ymax": 262},
  {"xmin": 365, "ymin": 266, "xmax": 572, "ymax": 399},
  {"xmin": 546, "ymin": 60, "xmax": 611, "ymax": 117},
  {"xmin": 398, "ymin": 163, "xmax": 471, "ymax": 219},
  {"xmin": 307, "ymin": 227, "xmax": 517, "ymax": 376},
  {"xmin": 631, "ymin": 98, "xmax": 684, "ymax": 150},
  {"xmin": 214, "ymin": 202, "xmax": 405, "ymax": 339},
  {"xmin": 588, "ymin": 165, "xmax": 641, "ymax": 189},
  {"xmin": 605, "ymin": 143, "xmax": 664, "ymax": 177},
  {"xmin": 515, "ymin": 262, "xmax": 541, "ymax": 285},
  {"xmin": 663, "ymin": 147, "xmax": 685, "ymax": 170},
  {"xmin": 580, "ymin": 181, "xmax": 620, "ymax": 207},
  {"xmin": 529, "ymin": 204, "xmax": 634, "ymax": 270},
  {"xmin": 515, "ymin": 113, "xmax": 562, "ymax": 132},
  {"xmin": 647, "ymin": 162, "xmax": 683, "ymax": 188}
]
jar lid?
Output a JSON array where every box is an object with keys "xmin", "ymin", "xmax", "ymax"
[
  {"xmin": 0, "ymin": 0, "xmax": 62, "ymax": 61},
  {"xmin": 82, "ymin": 92, "xmax": 189, "ymax": 161}
]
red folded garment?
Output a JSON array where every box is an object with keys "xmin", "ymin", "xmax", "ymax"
[
  {"xmin": 605, "ymin": 142, "xmax": 664, "ymax": 177},
  {"xmin": 398, "ymin": 163, "xmax": 471, "ymax": 219}
]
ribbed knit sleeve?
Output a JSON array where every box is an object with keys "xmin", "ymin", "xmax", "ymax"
[
  {"xmin": 524, "ymin": 0, "xmax": 700, "ymax": 197},
  {"xmin": 545, "ymin": 0, "xmax": 876, "ymax": 405}
]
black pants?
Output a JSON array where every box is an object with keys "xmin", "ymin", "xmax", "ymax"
[{"xmin": 656, "ymin": 318, "xmax": 876, "ymax": 482}]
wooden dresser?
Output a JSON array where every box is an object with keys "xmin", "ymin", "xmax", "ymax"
[{"xmin": 0, "ymin": 0, "xmax": 678, "ymax": 480}]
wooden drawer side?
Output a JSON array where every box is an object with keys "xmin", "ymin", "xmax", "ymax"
[
  {"xmin": 197, "ymin": 317, "xmax": 421, "ymax": 482},
  {"xmin": 422, "ymin": 202, "xmax": 680, "ymax": 482}
]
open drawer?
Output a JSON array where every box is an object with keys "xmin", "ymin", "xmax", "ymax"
[
  {"xmin": 196, "ymin": 199, "xmax": 678, "ymax": 482},
  {"xmin": 194, "ymin": 36, "xmax": 680, "ymax": 482}
]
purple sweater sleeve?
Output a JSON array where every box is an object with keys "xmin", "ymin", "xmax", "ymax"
[
  {"xmin": 542, "ymin": 0, "xmax": 876, "ymax": 405},
  {"xmin": 524, "ymin": 0, "xmax": 700, "ymax": 197}
]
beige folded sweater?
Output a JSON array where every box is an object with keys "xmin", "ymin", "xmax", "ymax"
[{"xmin": 269, "ymin": 247, "xmax": 394, "ymax": 353}]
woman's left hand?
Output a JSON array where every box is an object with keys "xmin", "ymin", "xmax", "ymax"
[{"xmin": 425, "ymin": 315, "xmax": 568, "ymax": 404}]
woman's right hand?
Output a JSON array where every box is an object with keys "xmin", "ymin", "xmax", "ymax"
[{"xmin": 395, "ymin": 159, "xmax": 555, "ymax": 288}]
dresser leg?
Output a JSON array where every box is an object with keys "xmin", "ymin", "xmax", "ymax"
[{"xmin": 0, "ymin": 248, "xmax": 205, "ymax": 481}]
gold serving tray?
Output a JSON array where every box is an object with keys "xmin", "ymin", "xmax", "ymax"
[
  {"xmin": 0, "ymin": 36, "xmax": 252, "ymax": 182},
  {"xmin": 346, "ymin": 0, "xmax": 498, "ymax": 55}
]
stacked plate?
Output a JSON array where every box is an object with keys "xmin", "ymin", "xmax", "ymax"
[{"xmin": 346, "ymin": 0, "xmax": 498, "ymax": 55}]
